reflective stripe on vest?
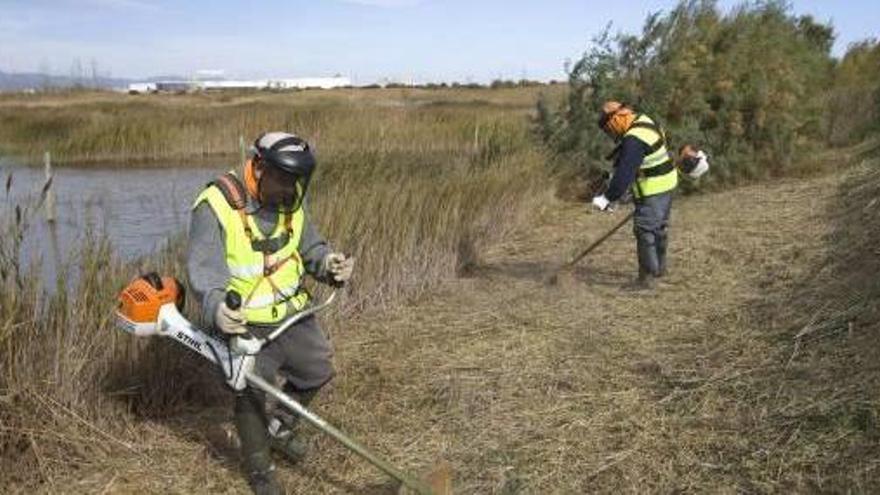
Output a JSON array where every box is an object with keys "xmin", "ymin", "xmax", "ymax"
[
  {"xmin": 193, "ymin": 176, "xmax": 310, "ymax": 324},
  {"xmin": 625, "ymin": 115, "xmax": 678, "ymax": 198}
]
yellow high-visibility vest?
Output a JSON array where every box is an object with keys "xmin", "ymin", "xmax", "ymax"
[
  {"xmin": 193, "ymin": 173, "xmax": 310, "ymax": 324},
  {"xmin": 625, "ymin": 115, "xmax": 678, "ymax": 198}
]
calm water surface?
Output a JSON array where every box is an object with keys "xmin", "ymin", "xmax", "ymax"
[{"xmin": 0, "ymin": 158, "xmax": 225, "ymax": 284}]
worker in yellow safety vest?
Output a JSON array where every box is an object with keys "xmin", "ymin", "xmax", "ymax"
[
  {"xmin": 187, "ymin": 132, "xmax": 353, "ymax": 495},
  {"xmin": 592, "ymin": 101, "xmax": 678, "ymax": 289}
]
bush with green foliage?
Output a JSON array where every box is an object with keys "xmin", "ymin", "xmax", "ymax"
[
  {"xmin": 536, "ymin": 0, "xmax": 842, "ymax": 187},
  {"xmin": 826, "ymin": 39, "xmax": 880, "ymax": 145}
]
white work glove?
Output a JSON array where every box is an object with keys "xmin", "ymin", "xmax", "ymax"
[
  {"xmin": 323, "ymin": 252, "xmax": 354, "ymax": 283},
  {"xmin": 215, "ymin": 301, "xmax": 247, "ymax": 335},
  {"xmin": 591, "ymin": 194, "xmax": 614, "ymax": 212}
]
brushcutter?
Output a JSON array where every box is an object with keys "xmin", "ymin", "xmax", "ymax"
[
  {"xmin": 544, "ymin": 144, "xmax": 709, "ymax": 285},
  {"xmin": 544, "ymin": 168, "xmax": 632, "ymax": 285},
  {"xmin": 544, "ymin": 209, "xmax": 634, "ymax": 285},
  {"xmin": 544, "ymin": 142, "xmax": 712, "ymax": 286},
  {"xmin": 115, "ymin": 273, "xmax": 451, "ymax": 495}
]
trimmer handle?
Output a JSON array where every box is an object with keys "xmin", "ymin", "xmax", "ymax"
[{"xmin": 226, "ymin": 290, "xmax": 242, "ymax": 311}]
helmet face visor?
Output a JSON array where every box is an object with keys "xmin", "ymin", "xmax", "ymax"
[
  {"xmin": 680, "ymin": 156, "xmax": 700, "ymax": 174},
  {"xmin": 258, "ymin": 164, "xmax": 310, "ymax": 213},
  {"xmin": 597, "ymin": 111, "xmax": 612, "ymax": 131}
]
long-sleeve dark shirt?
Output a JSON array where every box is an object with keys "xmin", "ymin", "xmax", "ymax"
[{"xmin": 604, "ymin": 136, "xmax": 653, "ymax": 202}]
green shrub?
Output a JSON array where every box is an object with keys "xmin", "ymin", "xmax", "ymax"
[{"xmin": 536, "ymin": 0, "xmax": 838, "ymax": 184}]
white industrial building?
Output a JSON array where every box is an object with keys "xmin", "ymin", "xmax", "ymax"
[{"xmin": 128, "ymin": 77, "xmax": 351, "ymax": 94}]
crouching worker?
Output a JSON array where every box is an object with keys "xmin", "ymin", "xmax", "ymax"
[{"xmin": 186, "ymin": 132, "xmax": 354, "ymax": 495}]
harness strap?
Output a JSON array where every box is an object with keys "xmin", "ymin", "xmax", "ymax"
[
  {"xmin": 212, "ymin": 173, "xmax": 305, "ymax": 316},
  {"xmin": 628, "ymin": 120, "xmax": 667, "ymax": 154},
  {"xmin": 284, "ymin": 212, "xmax": 293, "ymax": 235},
  {"xmin": 211, "ymin": 173, "xmax": 255, "ymax": 239},
  {"xmin": 213, "ymin": 173, "xmax": 248, "ymax": 210},
  {"xmin": 242, "ymin": 251, "xmax": 304, "ymax": 309},
  {"xmin": 607, "ymin": 118, "xmax": 668, "ymax": 161},
  {"xmin": 237, "ymin": 210, "xmax": 255, "ymax": 240},
  {"xmin": 639, "ymin": 161, "xmax": 676, "ymax": 178}
]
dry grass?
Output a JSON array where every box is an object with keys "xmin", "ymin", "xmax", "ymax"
[
  {"xmin": 307, "ymin": 155, "xmax": 880, "ymax": 493},
  {"xmin": 0, "ymin": 87, "xmax": 561, "ymax": 165},
  {"xmin": 5, "ymin": 155, "xmax": 878, "ymax": 494},
  {"xmin": 0, "ymin": 86, "xmax": 556, "ymax": 493},
  {"xmin": 1, "ymin": 89, "xmax": 878, "ymax": 493}
]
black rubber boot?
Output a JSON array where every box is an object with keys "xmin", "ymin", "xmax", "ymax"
[
  {"xmin": 624, "ymin": 269, "xmax": 655, "ymax": 291},
  {"xmin": 235, "ymin": 389, "xmax": 284, "ymax": 495},
  {"xmin": 656, "ymin": 225, "xmax": 668, "ymax": 278},
  {"xmin": 636, "ymin": 232, "xmax": 660, "ymax": 278},
  {"xmin": 247, "ymin": 464, "xmax": 284, "ymax": 495},
  {"xmin": 267, "ymin": 388, "xmax": 318, "ymax": 463}
]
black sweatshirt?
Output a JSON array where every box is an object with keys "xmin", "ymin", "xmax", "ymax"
[{"xmin": 604, "ymin": 135, "xmax": 653, "ymax": 202}]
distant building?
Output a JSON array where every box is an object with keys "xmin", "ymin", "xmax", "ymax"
[
  {"xmin": 266, "ymin": 78, "xmax": 351, "ymax": 90},
  {"xmin": 127, "ymin": 77, "xmax": 351, "ymax": 94},
  {"xmin": 201, "ymin": 80, "xmax": 265, "ymax": 91},
  {"xmin": 127, "ymin": 82, "xmax": 157, "ymax": 94},
  {"xmin": 155, "ymin": 81, "xmax": 193, "ymax": 92}
]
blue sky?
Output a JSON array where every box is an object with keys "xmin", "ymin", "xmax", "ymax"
[{"xmin": 0, "ymin": 0, "xmax": 877, "ymax": 83}]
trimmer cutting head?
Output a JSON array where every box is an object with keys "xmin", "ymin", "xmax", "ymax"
[
  {"xmin": 389, "ymin": 461, "xmax": 453, "ymax": 494},
  {"xmin": 422, "ymin": 461, "xmax": 453, "ymax": 495},
  {"xmin": 116, "ymin": 272, "xmax": 184, "ymax": 336}
]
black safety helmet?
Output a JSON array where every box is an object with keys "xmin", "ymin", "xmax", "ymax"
[{"xmin": 251, "ymin": 132, "xmax": 315, "ymax": 212}]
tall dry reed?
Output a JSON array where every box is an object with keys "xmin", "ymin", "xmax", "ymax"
[{"xmin": 0, "ymin": 87, "xmax": 552, "ymax": 491}]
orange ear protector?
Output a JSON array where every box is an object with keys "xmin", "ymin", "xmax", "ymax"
[{"xmin": 598, "ymin": 103, "xmax": 635, "ymax": 138}]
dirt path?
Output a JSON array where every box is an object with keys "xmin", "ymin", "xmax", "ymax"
[
  {"xmin": 37, "ymin": 169, "xmax": 879, "ymax": 494},
  {"xmin": 299, "ymin": 172, "xmax": 847, "ymax": 494}
]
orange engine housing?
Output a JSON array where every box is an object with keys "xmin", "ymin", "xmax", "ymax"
[{"xmin": 117, "ymin": 273, "xmax": 183, "ymax": 326}]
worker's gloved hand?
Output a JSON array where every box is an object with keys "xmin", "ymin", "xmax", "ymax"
[
  {"xmin": 323, "ymin": 253, "xmax": 354, "ymax": 283},
  {"xmin": 215, "ymin": 301, "xmax": 247, "ymax": 335},
  {"xmin": 592, "ymin": 194, "xmax": 614, "ymax": 212}
]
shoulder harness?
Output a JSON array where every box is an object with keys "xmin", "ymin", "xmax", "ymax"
[{"xmin": 208, "ymin": 172, "xmax": 294, "ymax": 253}]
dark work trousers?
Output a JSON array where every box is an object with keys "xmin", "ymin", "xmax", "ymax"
[
  {"xmin": 234, "ymin": 315, "xmax": 335, "ymax": 474},
  {"xmin": 633, "ymin": 191, "xmax": 673, "ymax": 278}
]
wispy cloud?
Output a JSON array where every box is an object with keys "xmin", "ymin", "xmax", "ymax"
[
  {"xmin": 337, "ymin": 0, "xmax": 423, "ymax": 7},
  {"xmin": 7, "ymin": 0, "xmax": 161, "ymax": 12},
  {"xmin": 83, "ymin": 0, "xmax": 160, "ymax": 11},
  {"xmin": 0, "ymin": 17, "xmax": 34, "ymax": 34}
]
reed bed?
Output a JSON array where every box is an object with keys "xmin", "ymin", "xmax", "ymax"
[
  {"xmin": 0, "ymin": 87, "xmax": 559, "ymax": 165},
  {"xmin": 2, "ymin": 87, "xmax": 876, "ymax": 493},
  {"xmin": 0, "ymin": 87, "xmax": 554, "ymax": 492}
]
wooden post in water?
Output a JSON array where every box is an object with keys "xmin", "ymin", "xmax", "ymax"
[
  {"xmin": 239, "ymin": 135, "xmax": 247, "ymax": 172},
  {"xmin": 44, "ymin": 151, "xmax": 63, "ymax": 288},
  {"xmin": 43, "ymin": 151, "xmax": 56, "ymax": 223},
  {"xmin": 473, "ymin": 121, "xmax": 481, "ymax": 156}
]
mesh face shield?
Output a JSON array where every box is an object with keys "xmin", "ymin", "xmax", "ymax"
[
  {"xmin": 251, "ymin": 132, "xmax": 316, "ymax": 213},
  {"xmin": 680, "ymin": 156, "xmax": 700, "ymax": 175},
  {"xmin": 257, "ymin": 164, "xmax": 311, "ymax": 213}
]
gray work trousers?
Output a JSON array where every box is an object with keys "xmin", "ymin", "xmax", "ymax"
[
  {"xmin": 633, "ymin": 191, "xmax": 672, "ymax": 278},
  {"xmin": 235, "ymin": 316, "xmax": 334, "ymax": 474},
  {"xmin": 252, "ymin": 315, "xmax": 335, "ymax": 392}
]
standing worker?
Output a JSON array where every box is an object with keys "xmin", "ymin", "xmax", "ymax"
[
  {"xmin": 591, "ymin": 101, "xmax": 678, "ymax": 288},
  {"xmin": 187, "ymin": 132, "xmax": 354, "ymax": 495}
]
